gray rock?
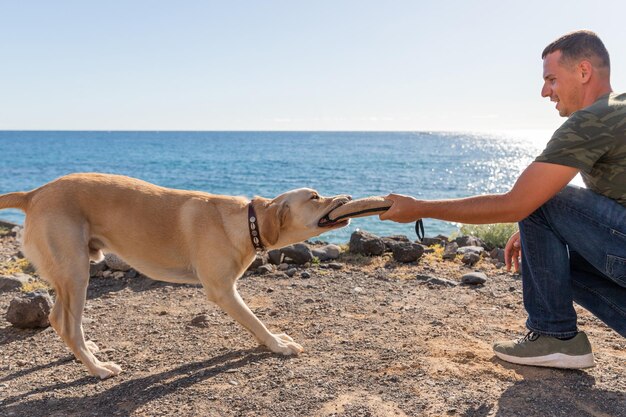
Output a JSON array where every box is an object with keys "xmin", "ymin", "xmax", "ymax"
[
  {"xmin": 457, "ymin": 246, "xmax": 485, "ymax": 255},
  {"xmin": 104, "ymin": 253, "xmax": 131, "ymax": 272},
  {"xmin": 311, "ymin": 244, "xmax": 341, "ymax": 261},
  {"xmin": 461, "ymin": 272, "xmax": 488, "ymax": 285},
  {"xmin": 442, "ymin": 242, "xmax": 459, "ymax": 260},
  {"xmin": 300, "ymin": 271, "xmax": 311, "ymax": 279},
  {"xmin": 0, "ymin": 273, "xmax": 30, "ymax": 293},
  {"xmin": 391, "ymin": 242, "xmax": 424, "ymax": 263},
  {"xmin": 461, "ymin": 252, "xmax": 481, "ymax": 266},
  {"xmin": 281, "ymin": 243, "xmax": 313, "ymax": 265},
  {"xmin": 349, "ymin": 230, "xmax": 386, "ymax": 256},
  {"xmin": 89, "ymin": 260, "xmax": 107, "ymax": 277},
  {"xmin": 191, "ymin": 314, "xmax": 210, "ymax": 327},
  {"xmin": 286, "ymin": 268, "xmax": 297, "ymax": 277},
  {"xmin": 453, "ymin": 235, "xmax": 486, "ymax": 248},
  {"xmin": 328, "ymin": 262, "xmax": 344, "ymax": 270},
  {"xmin": 267, "ymin": 249, "xmax": 283, "ymax": 265},
  {"xmin": 382, "ymin": 235, "xmax": 410, "ymax": 251},
  {"xmin": 6, "ymin": 291, "xmax": 53, "ymax": 328},
  {"xmin": 256, "ymin": 264, "xmax": 273, "ymax": 275},
  {"xmin": 421, "ymin": 236, "xmax": 447, "ymax": 247},
  {"xmin": 247, "ymin": 253, "xmax": 268, "ymax": 271},
  {"xmin": 490, "ymin": 248, "xmax": 505, "ymax": 263},
  {"xmin": 415, "ymin": 274, "xmax": 458, "ymax": 287}
]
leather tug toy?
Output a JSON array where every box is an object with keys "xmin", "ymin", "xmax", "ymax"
[{"xmin": 318, "ymin": 196, "xmax": 425, "ymax": 242}]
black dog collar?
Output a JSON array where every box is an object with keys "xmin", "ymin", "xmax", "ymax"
[{"xmin": 248, "ymin": 201, "xmax": 265, "ymax": 253}]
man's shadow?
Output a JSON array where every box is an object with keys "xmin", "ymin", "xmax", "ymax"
[
  {"xmin": 462, "ymin": 359, "xmax": 626, "ymax": 417},
  {"xmin": 1, "ymin": 347, "xmax": 274, "ymax": 417}
]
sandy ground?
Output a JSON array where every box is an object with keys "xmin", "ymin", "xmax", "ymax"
[{"xmin": 0, "ymin": 230, "xmax": 624, "ymax": 417}]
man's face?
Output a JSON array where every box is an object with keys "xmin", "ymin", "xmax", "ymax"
[{"xmin": 541, "ymin": 50, "xmax": 584, "ymax": 117}]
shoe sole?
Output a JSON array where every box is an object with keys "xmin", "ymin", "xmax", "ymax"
[{"xmin": 494, "ymin": 351, "xmax": 595, "ymax": 369}]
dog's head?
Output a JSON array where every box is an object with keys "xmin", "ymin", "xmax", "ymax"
[{"xmin": 256, "ymin": 188, "xmax": 351, "ymax": 249}]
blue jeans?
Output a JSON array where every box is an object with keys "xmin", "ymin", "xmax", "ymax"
[{"xmin": 519, "ymin": 185, "xmax": 626, "ymax": 338}]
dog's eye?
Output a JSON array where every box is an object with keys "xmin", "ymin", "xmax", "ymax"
[{"xmin": 311, "ymin": 194, "xmax": 320, "ymax": 200}]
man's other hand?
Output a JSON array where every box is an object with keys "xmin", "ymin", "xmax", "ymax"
[{"xmin": 505, "ymin": 231, "xmax": 522, "ymax": 272}]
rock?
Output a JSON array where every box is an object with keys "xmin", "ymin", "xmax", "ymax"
[
  {"xmin": 415, "ymin": 274, "xmax": 458, "ymax": 287},
  {"xmin": 256, "ymin": 264, "xmax": 273, "ymax": 275},
  {"xmin": 286, "ymin": 268, "xmax": 297, "ymax": 277},
  {"xmin": 311, "ymin": 244, "xmax": 341, "ymax": 261},
  {"xmin": 461, "ymin": 272, "xmax": 487, "ymax": 285},
  {"xmin": 461, "ymin": 252, "xmax": 481, "ymax": 266},
  {"xmin": 89, "ymin": 260, "xmax": 107, "ymax": 277},
  {"xmin": 267, "ymin": 249, "xmax": 283, "ymax": 265},
  {"xmin": 442, "ymin": 242, "xmax": 459, "ymax": 260},
  {"xmin": 281, "ymin": 244, "xmax": 313, "ymax": 265},
  {"xmin": 391, "ymin": 242, "xmax": 424, "ymax": 263},
  {"xmin": 349, "ymin": 230, "xmax": 386, "ymax": 256},
  {"xmin": 247, "ymin": 254, "xmax": 268, "ymax": 271},
  {"xmin": 300, "ymin": 271, "xmax": 311, "ymax": 279},
  {"xmin": 328, "ymin": 262, "xmax": 343, "ymax": 270},
  {"xmin": 457, "ymin": 246, "xmax": 485, "ymax": 255},
  {"xmin": 191, "ymin": 314, "xmax": 210, "ymax": 327},
  {"xmin": 0, "ymin": 273, "xmax": 30, "ymax": 292},
  {"xmin": 104, "ymin": 253, "xmax": 131, "ymax": 272},
  {"xmin": 6, "ymin": 291, "xmax": 53, "ymax": 328},
  {"xmin": 453, "ymin": 236, "xmax": 486, "ymax": 248},
  {"xmin": 278, "ymin": 263, "xmax": 289, "ymax": 271},
  {"xmin": 112, "ymin": 271, "xmax": 125, "ymax": 279},
  {"xmin": 126, "ymin": 269, "xmax": 138, "ymax": 278},
  {"xmin": 421, "ymin": 236, "xmax": 446, "ymax": 247},
  {"xmin": 382, "ymin": 235, "xmax": 410, "ymax": 251},
  {"xmin": 490, "ymin": 248, "xmax": 505, "ymax": 263}
]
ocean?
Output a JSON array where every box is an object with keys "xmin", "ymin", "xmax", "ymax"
[{"xmin": 0, "ymin": 130, "xmax": 551, "ymax": 243}]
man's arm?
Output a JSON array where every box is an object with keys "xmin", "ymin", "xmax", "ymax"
[{"xmin": 379, "ymin": 162, "xmax": 579, "ymax": 224}]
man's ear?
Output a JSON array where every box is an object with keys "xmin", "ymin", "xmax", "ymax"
[
  {"xmin": 261, "ymin": 200, "xmax": 289, "ymax": 246},
  {"xmin": 579, "ymin": 60, "xmax": 593, "ymax": 84}
]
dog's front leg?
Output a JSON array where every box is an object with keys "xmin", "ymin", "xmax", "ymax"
[{"xmin": 211, "ymin": 287, "xmax": 303, "ymax": 355}]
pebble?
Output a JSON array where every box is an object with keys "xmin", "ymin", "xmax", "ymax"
[
  {"xmin": 461, "ymin": 272, "xmax": 487, "ymax": 285},
  {"xmin": 300, "ymin": 271, "xmax": 311, "ymax": 279},
  {"xmin": 191, "ymin": 314, "xmax": 210, "ymax": 327}
]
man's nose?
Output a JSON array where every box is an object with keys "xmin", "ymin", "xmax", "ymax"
[{"xmin": 541, "ymin": 84, "xmax": 551, "ymax": 98}]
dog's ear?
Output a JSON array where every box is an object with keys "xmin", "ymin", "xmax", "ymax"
[{"xmin": 261, "ymin": 200, "xmax": 289, "ymax": 247}]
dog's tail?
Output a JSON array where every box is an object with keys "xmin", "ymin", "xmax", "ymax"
[{"xmin": 0, "ymin": 191, "xmax": 29, "ymax": 212}]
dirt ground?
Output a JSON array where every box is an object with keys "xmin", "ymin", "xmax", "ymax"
[{"xmin": 0, "ymin": 230, "xmax": 624, "ymax": 417}]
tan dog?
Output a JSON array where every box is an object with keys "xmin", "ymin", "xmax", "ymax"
[{"xmin": 0, "ymin": 173, "xmax": 351, "ymax": 379}]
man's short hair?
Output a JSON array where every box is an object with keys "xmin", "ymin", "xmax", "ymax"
[{"xmin": 542, "ymin": 30, "xmax": 610, "ymax": 70}]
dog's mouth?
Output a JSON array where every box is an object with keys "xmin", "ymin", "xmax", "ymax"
[{"xmin": 318, "ymin": 200, "xmax": 351, "ymax": 228}]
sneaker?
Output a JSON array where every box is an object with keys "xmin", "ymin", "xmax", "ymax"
[{"xmin": 493, "ymin": 331, "xmax": 595, "ymax": 369}]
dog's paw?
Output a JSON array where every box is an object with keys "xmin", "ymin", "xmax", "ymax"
[
  {"xmin": 91, "ymin": 361, "xmax": 123, "ymax": 379},
  {"xmin": 85, "ymin": 340, "xmax": 100, "ymax": 353},
  {"xmin": 267, "ymin": 333, "xmax": 304, "ymax": 355}
]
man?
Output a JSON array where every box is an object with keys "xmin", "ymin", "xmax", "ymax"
[{"xmin": 380, "ymin": 30, "xmax": 625, "ymax": 369}]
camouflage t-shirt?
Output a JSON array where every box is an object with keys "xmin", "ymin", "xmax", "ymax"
[{"xmin": 535, "ymin": 92, "xmax": 626, "ymax": 207}]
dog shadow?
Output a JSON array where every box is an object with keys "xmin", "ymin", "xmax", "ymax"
[
  {"xmin": 1, "ymin": 347, "xmax": 274, "ymax": 416},
  {"xmin": 85, "ymin": 272, "xmax": 199, "ymax": 300},
  {"xmin": 477, "ymin": 359, "xmax": 626, "ymax": 417}
]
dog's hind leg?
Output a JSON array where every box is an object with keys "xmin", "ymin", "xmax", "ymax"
[{"xmin": 25, "ymin": 222, "xmax": 122, "ymax": 379}]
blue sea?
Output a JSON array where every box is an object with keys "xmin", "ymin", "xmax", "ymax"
[{"xmin": 0, "ymin": 130, "xmax": 550, "ymax": 243}]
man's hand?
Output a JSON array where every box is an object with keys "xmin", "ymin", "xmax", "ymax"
[
  {"xmin": 504, "ymin": 231, "xmax": 522, "ymax": 273},
  {"xmin": 379, "ymin": 193, "xmax": 421, "ymax": 223}
]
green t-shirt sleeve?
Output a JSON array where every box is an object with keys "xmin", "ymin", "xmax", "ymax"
[{"xmin": 535, "ymin": 110, "xmax": 614, "ymax": 173}]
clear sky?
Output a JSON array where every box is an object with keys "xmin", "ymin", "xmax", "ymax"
[{"xmin": 0, "ymin": 1, "xmax": 624, "ymax": 132}]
